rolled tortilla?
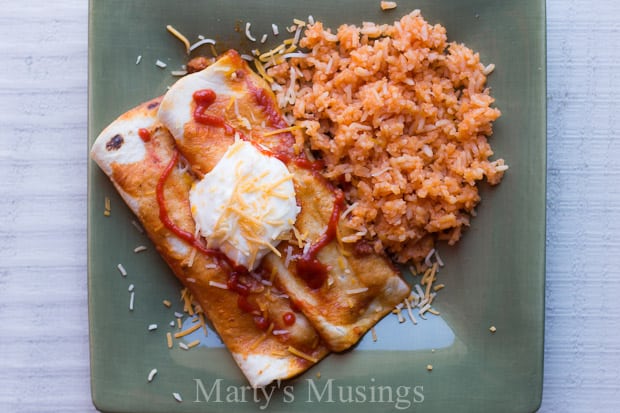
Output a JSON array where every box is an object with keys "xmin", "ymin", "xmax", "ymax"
[
  {"xmin": 91, "ymin": 97, "xmax": 328, "ymax": 387},
  {"xmin": 158, "ymin": 51, "xmax": 411, "ymax": 352}
]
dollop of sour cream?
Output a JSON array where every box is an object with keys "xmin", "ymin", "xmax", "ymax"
[{"xmin": 189, "ymin": 140, "xmax": 299, "ymax": 270}]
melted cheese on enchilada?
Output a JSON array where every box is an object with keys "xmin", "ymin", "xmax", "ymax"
[{"xmin": 189, "ymin": 139, "xmax": 299, "ymax": 270}]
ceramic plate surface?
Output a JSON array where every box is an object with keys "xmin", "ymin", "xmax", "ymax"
[{"xmin": 88, "ymin": 0, "xmax": 546, "ymax": 411}]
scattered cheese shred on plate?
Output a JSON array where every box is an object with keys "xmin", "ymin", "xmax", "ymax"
[
  {"xmin": 189, "ymin": 37, "xmax": 216, "ymax": 52},
  {"xmin": 117, "ymin": 263, "xmax": 127, "ymax": 277},
  {"xmin": 133, "ymin": 245, "xmax": 147, "ymax": 253},
  {"xmin": 147, "ymin": 368, "xmax": 158, "ymax": 382},
  {"xmin": 174, "ymin": 323, "xmax": 201, "ymax": 339},
  {"xmin": 166, "ymin": 24, "xmax": 190, "ymax": 54},
  {"xmin": 245, "ymin": 22, "xmax": 257, "ymax": 42}
]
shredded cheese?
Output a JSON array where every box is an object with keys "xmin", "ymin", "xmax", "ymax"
[
  {"xmin": 166, "ymin": 24, "xmax": 190, "ymax": 54},
  {"xmin": 117, "ymin": 263, "xmax": 127, "ymax": 277},
  {"xmin": 133, "ymin": 245, "xmax": 147, "ymax": 253},
  {"xmin": 208, "ymin": 280, "xmax": 229, "ymax": 290},
  {"xmin": 287, "ymin": 346, "xmax": 318, "ymax": 363},
  {"xmin": 262, "ymin": 125, "xmax": 303, "ymax": 137},
  {"xmin": 249, "ymin": 323, "xmax": 275, "ymax": 350},
  {"xmin": 404, "ymin": 298, "xmax": 418, "ymax": 325},
  {"xmin": 189, "ymin": 37, "xmax": 216, "ymax": 52},
  {"xmin": 253, "ymin": 58, "xmax": 274, "ymax": 83},
  {"xmin": 345, "ymin": 287, "xmax": 369, "ymax": 295},
  {"xmin": 259, "ymin": 44, "xmax": 286, "ymax": 62},
  {"xmin": 199, "ymin": 313, "xmax": 208, "ymax": 335},
  {"xmin": 245, "ymin": 22, "xmax": 257, "ymax": 42},
  {"xmin": 174, "ymin": 323, "xmax": 201, "ymax": 339},
  {"xmin": 131, "ymin": 220, "xmax": 144, "ymax": 233},
  {"xmin": 424, "ymin": 248, "xmax": 436, "ymax": 268}
]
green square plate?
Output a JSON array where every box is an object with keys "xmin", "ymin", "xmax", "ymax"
[{"xmin": 88, "ymin": 0, "xmax": 546, "ymax": 412}]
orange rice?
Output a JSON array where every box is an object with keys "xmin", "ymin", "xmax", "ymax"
[{"xmin": 267, "ymin": 10, "xmax": 506, "ymax": 265}]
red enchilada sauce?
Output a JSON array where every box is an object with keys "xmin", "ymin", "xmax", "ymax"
[
  {"xmin": 157, "ymin": 151, "xmax": 279, "ymax": 330},
  {"xmin": 159, "ymin": 86, "xmax": 342, "ymax": 302},
  {"xmin": 282, "ymin": 312, "xmax": 296, "ymax": 326},
  {"xmin": 138, "ymin": 128, "xmax": 151, "ymax": 142},
  {"xmin": 192, "ymin": 89, "xmax": 234, "ymax": 134},
  {"xmin": 246, "ymin": 81, "xmax": 288, "ymax": 129},
  {"xmin": 296, "ymin": 189, "xmax": 345, "ymax": 289},
  {"xmin": 156, "ymin": 150, "xmax": 221, "ymax": 257},
  {"xmin": 156, "ymin": 155, "xmax": 273, "ymax": 330}
]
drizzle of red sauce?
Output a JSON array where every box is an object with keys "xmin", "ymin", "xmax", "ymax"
[
  {"xmin": 296, "ymin": 189, "xmax": 345, "ymax": 289},
  {"xmin": 282, "ymin": 312, "xmax": 296, "ymax": 326},
  {"xmin": 227, "ymin": 273, "xmax": 250, "ymax": 296},
  {"xmin": 237, "ymin": 295, "xmax": 256, "ymax": 312},
  {"xmin": 254, "ymin": 315, "xmax": 270, "ymax": 330},
  {"xmin": 246, "ymin": 81, "xmax": 288, "ymax": 129},
  {"xmin": 156, "ymin": 150, "xmax": 274, "ymax": 330},
  {"xmin": 274, "ymin": 152, "xmax": 325, "ymax": 171},
  {"xmin": 191, "ymin": 88, "xmax": 320, "ymax": 170},
  {"xmin": 138, "ymin": 128, "xmax": 151, "ymax": 142},
  {"xmin": 155, "ymin": 150, "xmax": 222, "ymax": 258},
  {"xmin": 289, "ymin": 299, "xmax": 301, "ymax": 313},
  {"xmin": 192, "ymin": 89, "xmax": 234, "ymax": 134}
]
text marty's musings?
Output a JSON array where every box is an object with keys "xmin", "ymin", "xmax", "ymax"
[{"xmin": 193, "ymin": 378, "xmax": 425, "ymax": 410}]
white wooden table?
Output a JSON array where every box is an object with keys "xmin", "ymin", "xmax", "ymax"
[{"xmin": 1, "ymin": 0, "xmax": 619, "ymax": 411}]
